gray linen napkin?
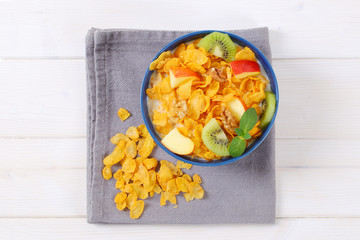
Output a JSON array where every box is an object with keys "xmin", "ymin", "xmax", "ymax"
[{"xmin": 86, "ymin": 27, "xmax": 275, "ymax": 224}]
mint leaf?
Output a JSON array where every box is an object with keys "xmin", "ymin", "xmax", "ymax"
[
  {"xmin": 235, "ymin": 128, "xmax": 251, "ymax": 140},
  {"xmin": 243, "ymin": 132, "xmax": 251, "ymax": 140},
  {"xmin": 228, "ymin": 137, "xmax": 247, "ymax": 157},
  {"xmin": 239, "ymin": 108, "xmax": 258, "ymax": 132},
  {"xmin": 235, "ymin": 128, "xmax": 244, "ymax": 137}
]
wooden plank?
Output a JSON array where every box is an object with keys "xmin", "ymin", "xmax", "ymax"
[
  {"xmin": 1, "ymin": 0, "xmax": 360, "ymax": 58},
  {"xmin": 1, "ymin": 59, "xmax": 359, "ymax": 138},
  {"xmin": 0, "ymin": 168, "xmax": 360, "ymax": 217},
  {"xmin": 1, "ymin": 138, "xmax": 359, "ymax": 169},
  {"xmin": 277, "ymin": 168, "xmax": 360, "ymax": 217},
  {"xmin": 276, "ymin": 139, "xmax": 360, "ymax": 167},
  {"xmin": 0, "ymin": 139, "xmax": 86, "ymax": 169},
  {"xmin": 0, "ymin": 218, "xmax": 360, "ymax": 239},
  {"xmin": 274, "ymin": 59, "xmax": 360, "ymax": 139},
  {"xmin": 0, "ymin": 59, "xmax": 86, "ymax": 137}
]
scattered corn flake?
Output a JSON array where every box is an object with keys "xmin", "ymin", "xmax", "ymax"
[
  {"xmin": 116, "ymin": 201, "xmax": 127, "ymax": 211},
  {"xmin": 114, "ymin": 192, "xmax": 127, "ymax": 204},
  {"xmin": 182, "ymin": 174, "xmax": 192, "ymax": 182},
  {"xmin": 118, "ymin": 108, "xmax": 131, "ymax": 121},
  {"xmin": 111, "ymin": 133, "xmax": 130, "ymax": 145},
  {"xmin": 137, "ymin": 124, "xmax": 149, "ymax": 138},
  {"xmin": 104, "ymin": 121, "xmax": 206, "ymax": 219},
  {"xmin": 130, "ymin": 200, "xmax": 145, "ymax": 219},
  {"xmin": 122, "ymin": 158, "xmax": 136, "ymax": 173},
  {"xmin": 161, "ymin": 191, "xmax": 177, "ymax": 206},
  {"xmin": 176, "ymin": 177, "xmax": 190, "ymax": 193},
  {"xmin": 143, "ymin": 158, "xmax": 158, "ymax": 170},
  {"xmin": 137, "ymin": 138, "xmax": 146, "ymax": 151},
  {"xmin": 183, "ymin": 193, "xmax": 194, "ymax": 202},
  {"xmin": 176, "ymin": 160, "xmax": 192, "ymax": 170},
  {"xmin": 138, "ymin": 135, "xmax": 155, "ymax": 158},
  {"xmin": 125, "ymin": 140, "xmax": 137, "ymax": 159},
  {"xmin": 126, "ymin": 192, "xmax": 137, "ymax": 210},
  {"xmin": 123, "ymin": 183, "xmax": 134, "ymax": 193},
  {"xmin": 115, "ymin": 178, "xmax": 125, "ymax": 190},
  {"xmin": 192, "ymin": 174, "xmax": 202, "ymax": 184},
  {"xmin": 132, "ymin": 185, "xmax": 149, "ymax": 200},
  {"xmin": 103, "ymin": 142, "xmax": 125, "ymax": 166},
  {"xmin": 126, "ymin": 126, "xmax": 139, "ymax": 140},
  {"xmin": 160, "ymin": 160, "xmax": 181, "ymax": 176},
  {"xmin": 158, "ymin": 164, "xmax": 173, "ymax": 180},
  {"xmin": 102, "ymin": 166, "xmax": 112, "ymax": 180},
  {"xmin": 189, "ymin": 182, "xmax": 204, "ymax": 199},
  {"xmin": 166, "ymin": 178, "xmax": 180, "ymax": 195},
  {"xmin": 153, "ymin": 184, "xmax": 162, "ymax": 194},
  {"xmin": 113, "ymin": 169, "xmax": 123, "ymax": 180}
]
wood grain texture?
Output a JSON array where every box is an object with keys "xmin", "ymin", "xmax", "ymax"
[
  {"xmin": 0, "ymin": 0, "xmax": 360, "ymax": 58},
  {"xmin": 1, "ymin": 168, "xmax": 360, "ymax": 217},
  {"xmin": 1, "ymin": 138, "xmax": 360, "ymax": 169},
  {"xmin": 1, "ymin": 59, "xmax": 359, "ymax": 138},
  {"xmin": 1, "ymin": 218, "xmax": 360, "ymax": 240}
]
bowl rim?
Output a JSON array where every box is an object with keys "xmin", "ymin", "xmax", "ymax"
[{"xmin": 140, "ymin": 30, "xmax": 279, "ymax": 166}]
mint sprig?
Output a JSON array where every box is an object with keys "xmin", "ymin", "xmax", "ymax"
[{"xmin": 229, "ymin": 108, "xmax": 258, "ymax": 157}]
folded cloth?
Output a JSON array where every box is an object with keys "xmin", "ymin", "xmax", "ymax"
[{"xmin": 86, "ymin": 27, "xmax": 275, "ymax": 224}]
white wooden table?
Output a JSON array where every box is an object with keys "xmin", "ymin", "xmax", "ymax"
[{"xmin": 1, "ymin": 0, "xmax": 360, "ymax": 239}]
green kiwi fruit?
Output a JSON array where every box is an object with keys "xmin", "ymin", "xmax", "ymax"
[
  {"xmin": 201, "ymin": 118, "xmax": 230, "ymax": 156},
  {"xmin": 259, "ymin": 91, "xmax": 276, "ymax": 129},
  {"xmin": 197, "ymin": 32, "xmax": 237, "ymax": 62}
]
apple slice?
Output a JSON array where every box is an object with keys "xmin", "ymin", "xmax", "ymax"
[
  {"xmin": 169, "ymin": 67, "xmax": 200, "ymax": 88},
  {"xmin": 226, "ymin": 97, "xmax": 248, "ymax": 121},
  {"xmin": 230, "ymin": 60, "xmax": 260, "ymax": 79},
  {"xmin": 161, "ymin": 128, "xmax": 194, "ymax": 155}
]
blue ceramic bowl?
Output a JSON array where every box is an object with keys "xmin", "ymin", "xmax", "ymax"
[{"xmin": 141, "ymin": 30, "xmax": 279, "ymax": 166}]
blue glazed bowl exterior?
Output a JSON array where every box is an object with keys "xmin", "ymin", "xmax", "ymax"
[{"xmin": 141, "ymin": 30, "xmax": 279, "ymax": 166}]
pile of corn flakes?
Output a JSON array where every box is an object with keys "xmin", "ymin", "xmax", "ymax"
[
  {"xmin": 146, "ymin": 40, "xmax": 268, "ymax": 160},
  {"xmin": 102, "ymin": 122, "xmax": 205, "ymax": 219}
]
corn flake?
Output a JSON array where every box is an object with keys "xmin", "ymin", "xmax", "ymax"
[
  {"xmin": 149, "ymin": 51, "xmax": 172, "ymax": 70},
  {"xmin": 189, "ymin": 182, "xmax": 204, "ymax": 199},
  {"xmin": 118, "ymin": 108, "xmax": 131, "ymax": 121},
  {"xmin": 176, "ymin": 80, "xmax": 193, "ymax": 100},
  {"xmin": 126, "ymin": 126, "xmax": 139, "ymax": 140},
  {"xmin": 125, "ymin": 140, "xmax": 137, "ymax": 159},
  {"xmin": 102, "ymin": 166, "xmax": 112, "ymax": 180},
  {"xmin": 138, "ymin": 135, "xmax": 155, "ymax": 158},
  {"xmin": 235, "ymin": 47, "xmax": 256, "ymax": 61},
  {"xmin": 176, "ymin": 160, "xmax": 192, "ymax": 170},
  {"xmin": 114, "ymin": 192, "xmax": 127, "ymax": 204}
]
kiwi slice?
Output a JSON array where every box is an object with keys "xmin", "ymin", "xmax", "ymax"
[
  {"xmin": 259, "ymin": 91, "xmax": 276, "ymax": 129},
  {"xmin": 201, "ymin": 118, "xmax": 230, "ymax": 156},
  {"xmin": 197, "ymin": 32, "xmax": 237, "ymax": 62}
]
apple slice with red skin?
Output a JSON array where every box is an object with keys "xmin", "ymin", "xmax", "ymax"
[
  {"xmin": 230, "ymin": 60, "xmax": 260, "ymax": 79},
  {"xmin": 169, "ymin": 67, "xmax": 200, "ymax": 88}
]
